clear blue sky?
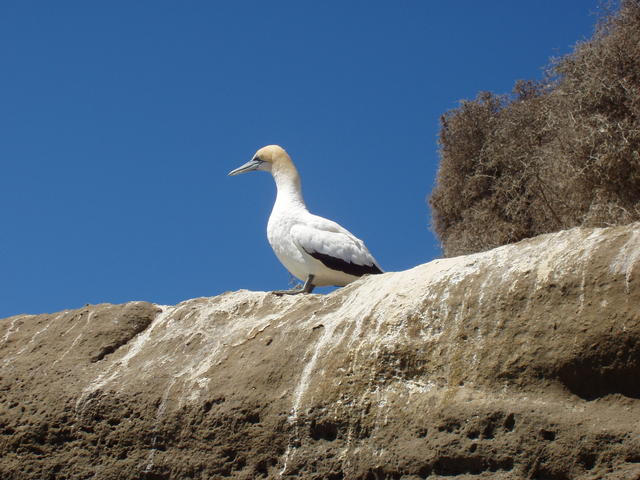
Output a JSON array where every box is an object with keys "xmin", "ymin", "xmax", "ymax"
[{"xmin": 1, "ymin": 1, "xmax": 605, "ymax": 317}]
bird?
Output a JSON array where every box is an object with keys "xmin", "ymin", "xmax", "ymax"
[{"xmin": 228, "ymin": 145, "xmax": 383, "ymax": 295}]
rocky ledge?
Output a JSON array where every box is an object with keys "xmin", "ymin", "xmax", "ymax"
[{"xmin": 1, "ymin": 223, "xmax": 640, "ymax": 480}]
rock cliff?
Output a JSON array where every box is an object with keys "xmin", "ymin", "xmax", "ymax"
[{"xmin": 1, "ymin": 223, "xmax": 639, "ymax": 480}]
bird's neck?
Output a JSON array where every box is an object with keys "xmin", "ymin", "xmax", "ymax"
[{"xmin": 272, "ymin": 165, "xmax": 306, "ymax": 211}]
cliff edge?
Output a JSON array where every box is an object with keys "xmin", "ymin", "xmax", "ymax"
[{"xmin": 1, "ymin": 223, "xmax": 639, "ymax": 480}]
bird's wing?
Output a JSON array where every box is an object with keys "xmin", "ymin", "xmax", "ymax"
[{"xmin": 290, "ymin": 221, "xmax": 383, "ymax": 277}]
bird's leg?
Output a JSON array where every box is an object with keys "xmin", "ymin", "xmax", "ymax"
[
  {"xmin": 301, "ymin": 275, "xmax": 316, "ymax": 293},
  {"xmin": 272, "ymin": 275, "xmax": 315, "ymax": 296}
]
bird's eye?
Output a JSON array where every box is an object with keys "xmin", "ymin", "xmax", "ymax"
[{"xmin": 254, "ymin": 157, "xmax": 263, "ymax": 163}]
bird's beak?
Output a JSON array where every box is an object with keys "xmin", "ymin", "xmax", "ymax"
[{"xmin": 228, "ymin": 159, "xmax": 262, "ymax": 176}]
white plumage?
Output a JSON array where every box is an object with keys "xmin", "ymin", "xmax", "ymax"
[{"xmin": 229, "ymin": 145, "xmax": 382, "ymax": 295}]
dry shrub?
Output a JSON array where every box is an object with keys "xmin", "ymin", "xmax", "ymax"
[{"xmin": 430, "ymin": 0, "xmax": 640, "ymax": 256}]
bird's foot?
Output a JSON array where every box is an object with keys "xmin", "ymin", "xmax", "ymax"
[
  {"xmin": 271, "ymin": 288, "xmax": 308, "ymax": 296},
  {"xmin": 272, "ymin": 275, "xmax": 315, "ymax": 296}
]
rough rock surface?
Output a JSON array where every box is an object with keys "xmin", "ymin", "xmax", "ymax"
[{"xmin": 1, "ymin": 224, "xmax": 640, "ymax": 480}]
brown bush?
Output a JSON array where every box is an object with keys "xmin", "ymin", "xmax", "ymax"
[{"xmin": 430, "ymin": 0, "xmax": 640, "ymax": 257}]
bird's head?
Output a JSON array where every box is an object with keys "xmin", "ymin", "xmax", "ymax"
[{"xmin": 228, "ymin": 145, "xmax": 292, "ymax": 176}]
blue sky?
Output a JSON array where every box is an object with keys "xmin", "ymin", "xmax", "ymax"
[{"xmin": 1, "ymin": 1, "xmax": 605, "ymax": 317}]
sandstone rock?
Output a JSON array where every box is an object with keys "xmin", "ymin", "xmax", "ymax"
[{"xmin": 1, "ymin": 224, "xmax": 639, "ymax": 480}]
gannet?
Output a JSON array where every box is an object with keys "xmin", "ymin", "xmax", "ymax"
[{"xmin": 229, "ymin": 145, "xmax": 383, "ymax": 295}]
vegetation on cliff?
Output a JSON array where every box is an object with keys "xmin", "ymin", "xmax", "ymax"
[{"xmin": 430, "ymin": 0, "xmax": 640, "ymax": 256}]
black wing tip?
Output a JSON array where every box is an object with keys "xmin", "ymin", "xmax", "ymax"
[
  {"xmin": 370, "ymin": 264, "xmax": 383, "ymax": 275},
  {"xmin": 307, "ymin": 250, "xmax": 383, "ymax": 277}
]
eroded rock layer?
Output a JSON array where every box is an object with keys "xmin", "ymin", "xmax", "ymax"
[{"xmin": 1, "ymin": 224, "xmax": 640, "ymax": 479}]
